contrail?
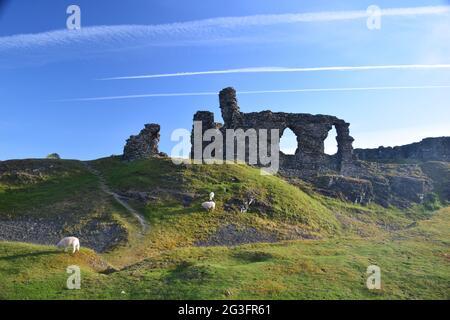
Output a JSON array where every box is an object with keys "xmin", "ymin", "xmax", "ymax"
[
  {"xmin": 57, "ymin": 85, "xmax": 450, "ymax": 102},
  {"xmin": 98, "ymin": 64, "xmax": 450, "ymax": 80},
  {"xmin": 0, "ymin": 5, "xmax": 448, "ymax": 52}
]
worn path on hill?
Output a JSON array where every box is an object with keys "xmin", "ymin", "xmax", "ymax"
[{"xmin": 83, "ymin": 162, "xmax": 148, "ymax": 233}]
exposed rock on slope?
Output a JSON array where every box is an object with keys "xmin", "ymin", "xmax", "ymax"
[
  {"xmin": 195, "ymin": 224, "xmax": 279, "ymax": 247},
  {"xmin": 0, "ymin": 215, "xmax": 126, "ymax": 252},
  {"xmin": 313, "ymin": 175, "xmax": 374, "ymax": 205},
  {"xmin": 343, "ymin": 161, "xmax": 437, "ymax": 208}
]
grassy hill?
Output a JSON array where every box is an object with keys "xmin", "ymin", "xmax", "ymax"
[
  {"xmin": 0, "ymin": 207, "xmax": 448, "ymax": 299},
  {"xmin": 0, "ymin": 159, "xmax": 128, "ymax": 252},
  {"xmin": 0, "ymin": 157, "xmax": 449, "ymax": 299},
  {"xmin": 0, "ymin": 159, "xmax": 98, "ymax": 216}
]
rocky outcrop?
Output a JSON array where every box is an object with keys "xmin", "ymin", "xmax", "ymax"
[
  {"xmin": 0, "ymin": 215, "xmax": 127, "ymax": 253},
  {"xmin": 314, "ymin": 175, "xmax": 374, "ymax": 205},
  {"xmin": 123, "ymin": 123, "xmax": 166, "ymax": 161},
  {"xmin": 388, "ymin": 175, "xmax": 432, "ymax": 204},
  {"xmin": 195, "ymin": 224, "xmax": 279, "ymax": 247},
  {"xmin": 344, "ymin": 161, "xmax": 435, "ymax": 208},
  {"xmin": 420, "ymin": 161, "xmax": 450, "ymax": 203},
  {"xmin": 354, "ymin": 137, "xmax": 450, "ymax": 163}
]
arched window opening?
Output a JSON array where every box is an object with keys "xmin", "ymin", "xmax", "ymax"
[
  {"xmin": 280, "ymin": 128, "xmax": 297, "ymax": 155},
  {"xmin": 324, "ymin": 126, "xmax": 338, "ymax": 155}
]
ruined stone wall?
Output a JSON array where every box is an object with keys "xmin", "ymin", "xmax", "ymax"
[
  {"xmin": 123, "ymin": 123, "xmax": 164, "ymax": 161},
  {"xmin": 354, "ymin": 137, "xmax": 450, "ymax": 163},
  {"xmin": 191, "ymin": 87, "xmax": 355, "ymax": 179}
]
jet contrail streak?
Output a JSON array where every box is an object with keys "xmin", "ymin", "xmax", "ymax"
[
  {"xmin": 57, "ymin": 85, "xmax": 450, "ymax": 102},
  {"xmin": 98, "ymin": 64, "xmax": 450, "ymax": 80}
]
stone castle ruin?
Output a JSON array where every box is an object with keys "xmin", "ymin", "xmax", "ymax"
[
  {"xmin": 123, "ymin": 87, "xmax": 450, "ymax": 208},
  {"xmin": 192, "ymin": 87, "xmax": 355, "ymax": 179}
]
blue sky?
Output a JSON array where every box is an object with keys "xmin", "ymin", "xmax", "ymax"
[{"xmin": 0, "ymin": 0, "xmax": 449, "ymax": 160}]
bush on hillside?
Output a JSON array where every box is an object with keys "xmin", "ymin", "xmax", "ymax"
[{"xmin": 46, "ymin": 153, "xmax": 61, "ymax": 160}]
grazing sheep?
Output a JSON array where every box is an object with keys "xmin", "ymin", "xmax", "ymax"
[
  {"xmin": 201, "ymin": 201, "xmax": 216, "ymax": 211},
  {"xmin": 57, "ymin": 237, "xmax": 80, "ymax": 254},
  {"xmin": 202, "ymin": 192, "xmax": 216, "ymax": 211}
]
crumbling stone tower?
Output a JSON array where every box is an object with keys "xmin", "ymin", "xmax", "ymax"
[{"xmin": 123, "ymin": 123, "xmax": 163, "ymax": 161}]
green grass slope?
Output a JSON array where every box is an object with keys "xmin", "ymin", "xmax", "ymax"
[
  {"xmin": 0, "ymin": 159, "xmax": 131, "ymax": 252},
  {"xmin": 0, "ymin": 242, "xmax": 111, "ymax": 300},
  {"xmin": 89, "ymin": 157, "xmax": 355, "ymax": 266},
  {"xmin": 0, "ymin": 159, "xmax": 98, "ymax": 217},
  {"xmin": 0, "ymin": 207, "xmax": 448, "ymax": 299},
  {"xmin": 91, "ymin": 157, "xmax": 426, "ymax": 261},
  {"xmin": 0, "ymin": 157, "xmax": 448, "ymax": 299},
  {"xmin": 92, "ymin": 157, "xmax": 337, "ymax": 231}
]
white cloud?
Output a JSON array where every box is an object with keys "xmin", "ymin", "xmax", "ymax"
[{"xmin": 0, "ymin": 5, "xmax": 448, "ymax": 52}]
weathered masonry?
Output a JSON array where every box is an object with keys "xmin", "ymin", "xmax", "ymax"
[
  {"xmin": 123, "ymin": 123, "xmax": 166, "ymax": 161},
  {"xmin": 191, "ymin": 87, "xmax": 355, "ymax": 179}
]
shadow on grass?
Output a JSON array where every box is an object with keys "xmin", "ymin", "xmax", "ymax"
[
  {"xmin": 153, "ymin": 261, "xmax": 221, "ymax": 299},
  {"xmin": 144, "ymin": 205, "xmax": 203, "ymax": 224},
  {"xmin": 0, "ymin": 250, "xmax": 60, "ymax": 261}
]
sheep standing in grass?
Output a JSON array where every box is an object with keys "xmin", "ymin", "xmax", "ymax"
[
  {"xmin": 57, "ymin": 237, "xmax": 80, "ymax": 254},
  {"xmin": 201, "ymin": 192, "xmax": 216, "ymax": 211}
]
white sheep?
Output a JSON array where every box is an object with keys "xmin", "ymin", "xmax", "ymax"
[
  {"xmin": 201, "ymin": 201, "xmax": 216, "ymax": 211},
  {"xmin": 57, "ymin": 237, "xmax": 80, "ymax": 254},
  {"xmin": 201, "ymin": 192, "xmax": 216, "ymax": 211}
]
